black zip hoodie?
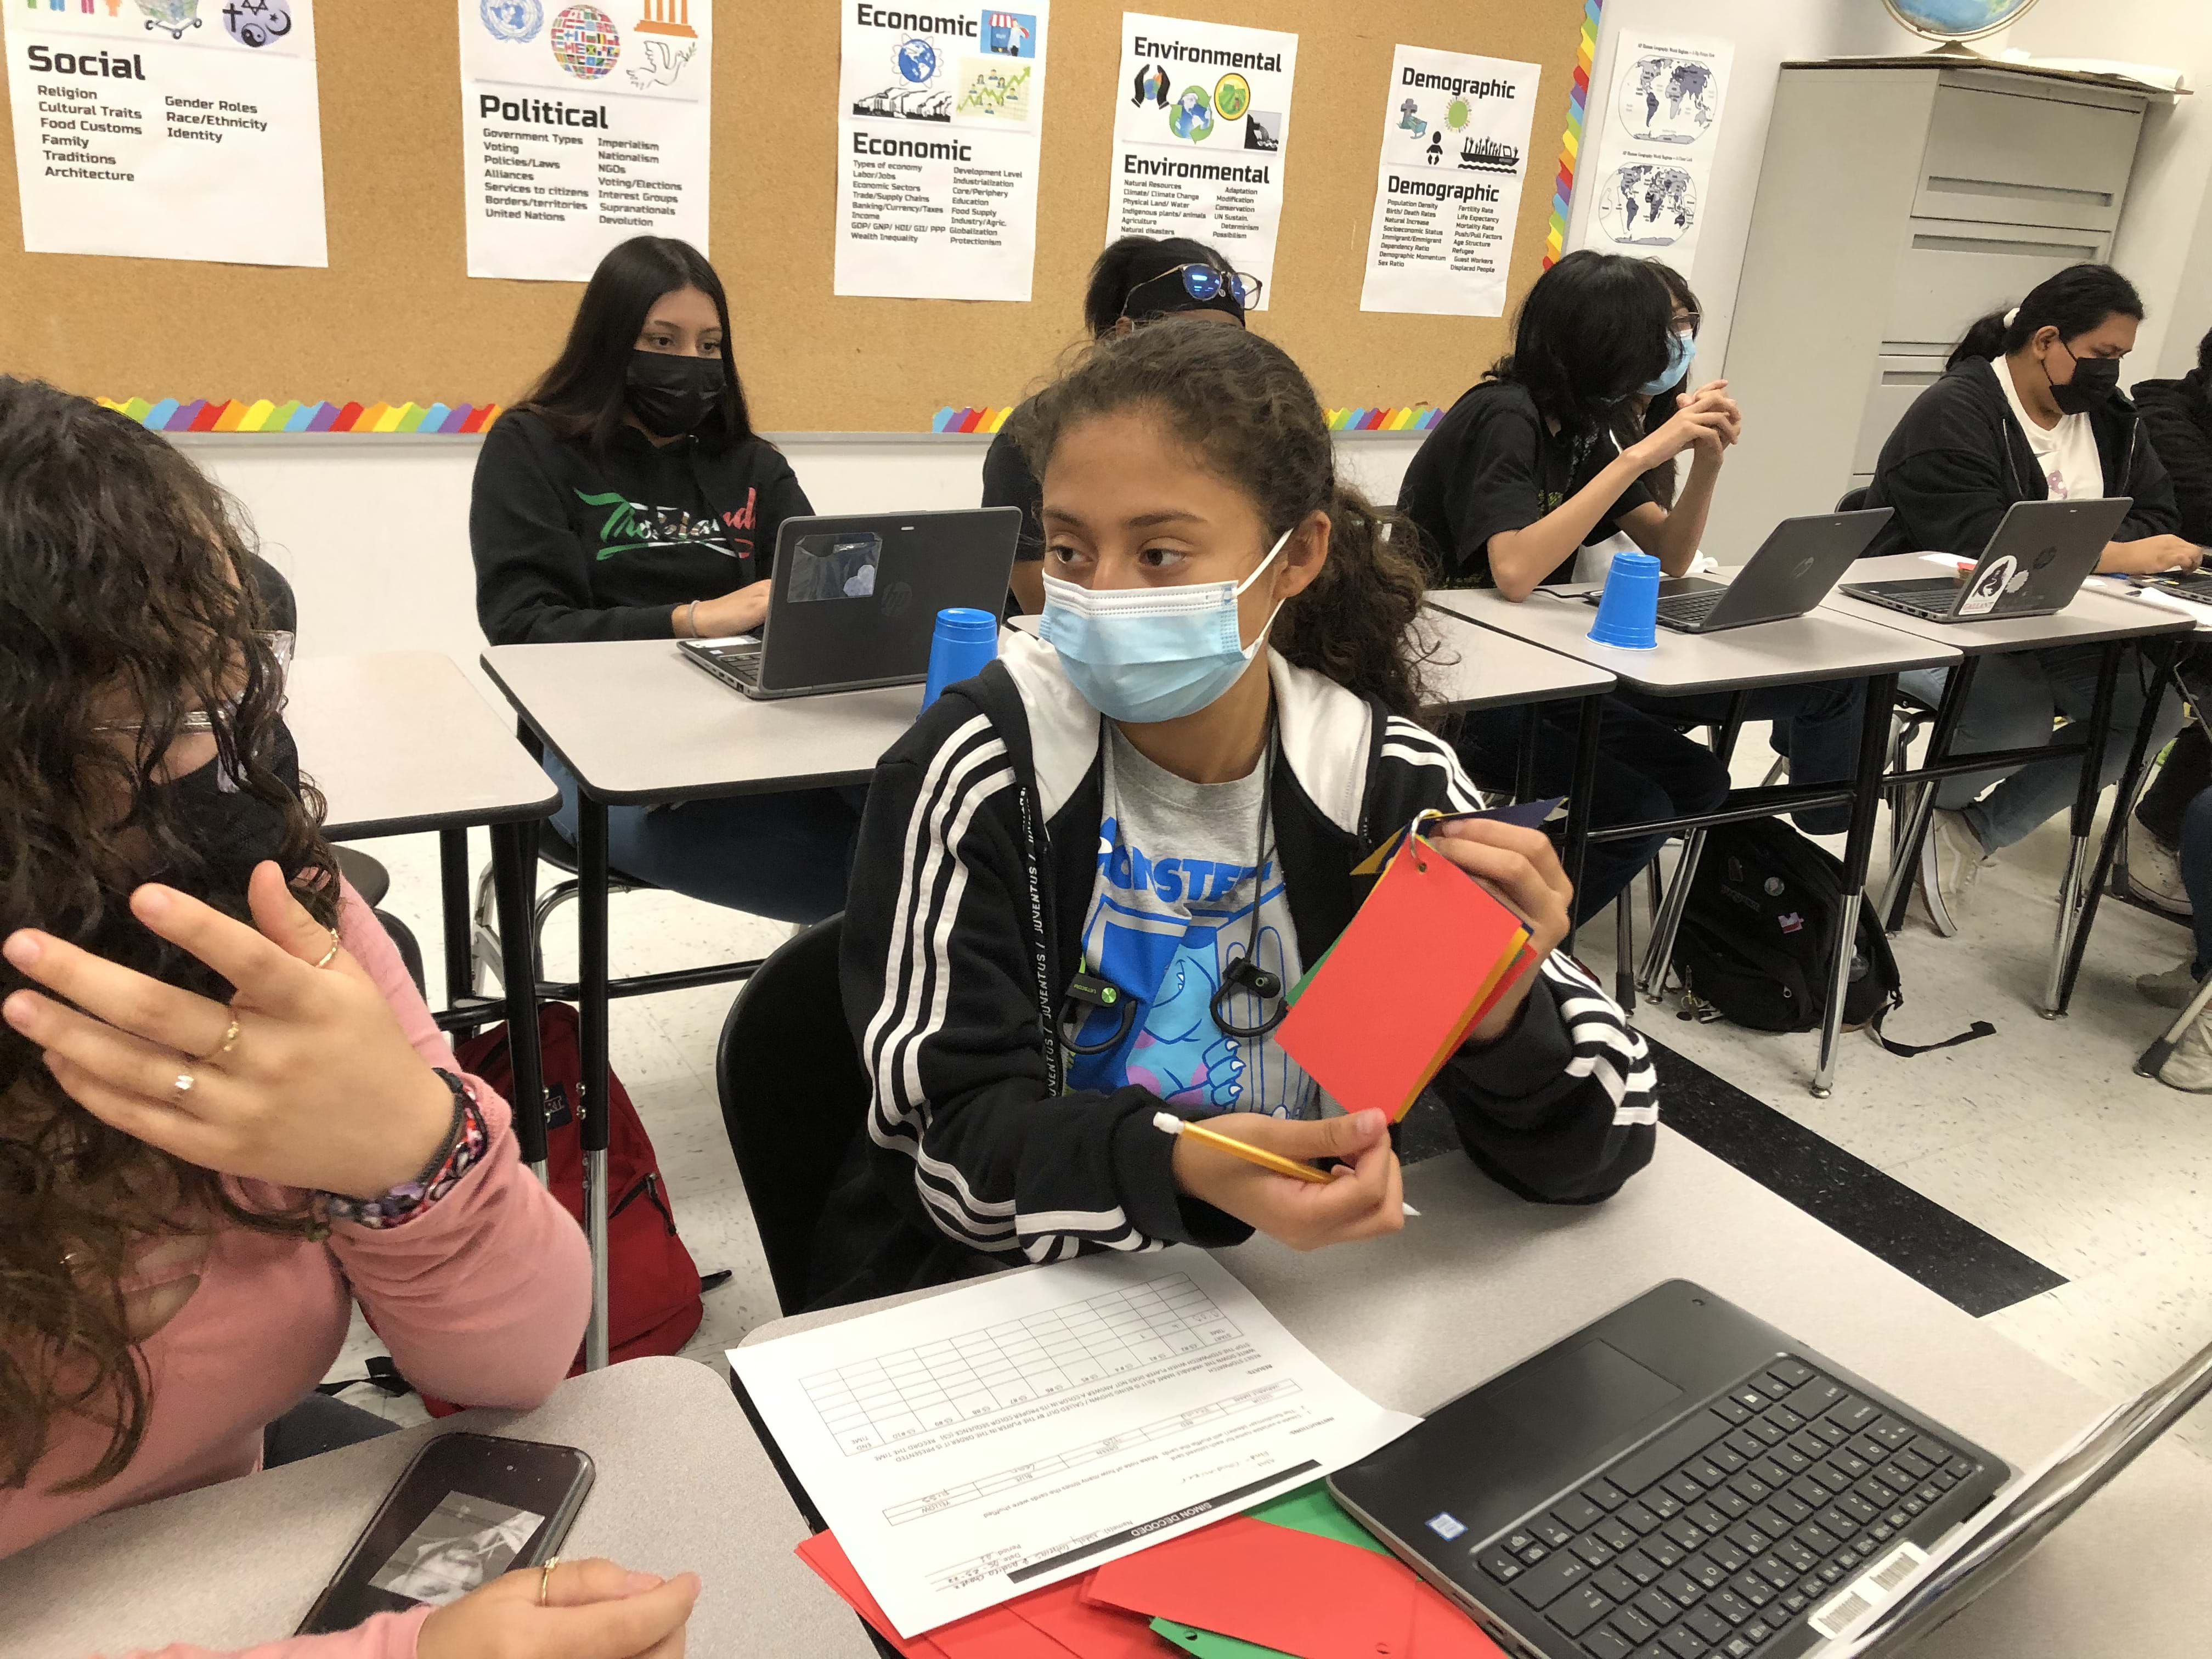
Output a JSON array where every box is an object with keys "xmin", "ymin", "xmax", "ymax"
[
  {"xmin": 2132, "ymin": 366, "xmax": 2212, "ymax": 544},
  {"xmin": 808, "ymin": 634, "xmax": 1660, "ymax": 1307},
  {"xmin": 1860, "ymin": 355, "xmax": 2180, "ymax": 560},
  {"xmin": 470, "ymin": 408, "xmax": 812, "ymax": 645}
]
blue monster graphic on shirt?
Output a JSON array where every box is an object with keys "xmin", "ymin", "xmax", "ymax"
[{"xmin": 1069, "ymin": 817, "xmax": 1303, "ymax": 1115}]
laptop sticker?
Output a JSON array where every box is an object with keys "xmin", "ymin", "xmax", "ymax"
[
  {"xmin": 1806, "ymin": 1538, "xmax": 1928, "ymax": 1641},
  {"xmin": 1958, "ymin": 555, "xmax": 2016, "ymax": 617},
  {"xmin": 1424, "ymin": 1512, "xmax": 1466, "ymax": 1540}
]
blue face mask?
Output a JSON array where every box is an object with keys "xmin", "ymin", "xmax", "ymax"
[
  {"xmin": 1637, "ymin": 329, "xmax": 1697, "ymax": 398},
  {"xmin": 1037, "ymin": 528, "xmax": 1291, "ymax": 724}
]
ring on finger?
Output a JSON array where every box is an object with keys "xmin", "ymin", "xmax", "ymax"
[
  {"xmin": 538, "ymin": 1558, "xmax": 562, "ymax": 1607},
  {"xmin": 312, "ymin": 929, "xmax": 341, "ymax": 970},
  {"xmin": 172, "ymin": 1065, "xmax": 196, "ymax": 1101},
  {"xmin": 202, "ymin": 1015, "xmax": 241, "ymax": 1063}
]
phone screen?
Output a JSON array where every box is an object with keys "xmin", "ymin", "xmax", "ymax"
[{"xmin": 296, "ymin": 1433, "xmax": 593, "ymax": 1634}]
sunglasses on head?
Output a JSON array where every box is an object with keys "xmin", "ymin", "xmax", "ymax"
[{"xmin": 1124, "ymin": 262, "xmax": 1263, "ymax": 318}]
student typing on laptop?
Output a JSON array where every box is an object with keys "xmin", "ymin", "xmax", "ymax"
[
  {"xmin": 470, "ymin": 236, "xmax": 861, "ymax": 925},
  {"xmin": 1860, "ymin": 264, "xmax": 2197, "ymax": 935}
]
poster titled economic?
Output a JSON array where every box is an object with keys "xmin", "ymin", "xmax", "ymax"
[
  {"xmin": 458, "ymin": 0, "xmax": 713, "ymax": 282},
  {"xmin": 834, "ymin": 2, "xmax": 1053, "ymax": 301},
  {"xmin": 1105, "ymin": 13, "xmax": 1296, "ymax": 311},
  {"xmin": 4, "ymin": 0, "xmax": 327, "ymax": 267},
  {"xmin": 1358, "ymin": 44, "xmax": 1538, "ymax": 317}
]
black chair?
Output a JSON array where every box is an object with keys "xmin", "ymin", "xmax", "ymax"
[
  {"xmin": 1836, "ymin": 486, "xmax": 1872, "ymax": 515},
  {"xmin": 714, "ymin": 915, "xmax": 867, "ymax": 1316}
]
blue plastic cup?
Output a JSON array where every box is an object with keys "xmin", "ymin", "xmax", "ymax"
[
  {"xmin": 922, "ymin": 607, "xmax": 1000, "ymax": 710},
  {"xmin": 1587, "ymin": 551, "xmax": 1662, "ymax": 650}
]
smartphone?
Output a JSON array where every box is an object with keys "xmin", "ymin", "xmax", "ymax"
[{"xmin": 295, "ymin": 1432, "xmax": 594, "ymax": 1634}]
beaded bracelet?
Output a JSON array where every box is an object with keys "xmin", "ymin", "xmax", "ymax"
[{"xmin": 318, "ymin": 1070, "xmax": 488, "ymax": 1231}]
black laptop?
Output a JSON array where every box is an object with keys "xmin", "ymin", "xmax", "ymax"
[
  {"xmin": 1328, "ymin": 1282, "xmax": 2010, "ymax": 1659},
  {"xmin": 1838, "ymin": 498, "xmax": 2129, "ymax": 624},
  {"xmin": 1578, "ymin": 511, "xmax": 1891, "ymax": 635},
  {"xmin": 680, "ymin": 506, "xmax": 1018, "ymax": 699}
]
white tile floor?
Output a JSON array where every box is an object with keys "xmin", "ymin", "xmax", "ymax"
[{"xmin": 325, "ymin": 742, "xmax": 2212, "ymax": 1465}]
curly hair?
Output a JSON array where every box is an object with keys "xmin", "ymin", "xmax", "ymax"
[
  {"xmin": 1015, "ymin": 320, "xmax": 1436, "ymax": 719},
  {"xmin": 0, "ymin": 377, "xmax": 338, "ymax": 1494}
]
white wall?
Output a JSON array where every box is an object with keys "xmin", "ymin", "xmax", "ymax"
[{"xmin": 202, "ymin": 431, "xmax": 1424, "ymax": 684}]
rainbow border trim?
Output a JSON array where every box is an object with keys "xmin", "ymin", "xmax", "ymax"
[
  {"xmin": 932, "ymin": 404, "xmax": 1440, "ymax": 434},
  {"xmin": 95, "ymin": 398, "xmax": 503, "ymax": 435},
  {"xmin": 1544, "ymin": 0, "xmax": 1606, "ymax": 268}
]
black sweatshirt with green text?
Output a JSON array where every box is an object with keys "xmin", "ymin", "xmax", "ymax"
[{"xmin": 470, "ymin": 409, "xmax": 812, "ymax": 645}]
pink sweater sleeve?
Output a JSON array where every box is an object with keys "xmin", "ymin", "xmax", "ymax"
[
  {"xmin": 330, "ymin": 886, "xmax": 591, "ymax": 1408},
  {"xmin": 104, "ymin": 1607, "xmax": 431, "ymax": 1659}
]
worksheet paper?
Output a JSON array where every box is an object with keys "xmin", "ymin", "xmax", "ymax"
[
  {"xmin": 456, "ymin": 0, "xmax": 712, "ymax": 281},
  {"xmin": 833, "ymin": 2, "xmax": 1052, "ymax": 300},
  {"xmin": 1105, "ymin": 13, "xmax": 1296, "ymax": 311},
  {"xmin": 1576, "ymin": 32, "xmax": 1733, "ymax": 280},
  {"xmin": 5, "ymin": 0, "xmax": 327, "ymax": 267},
  {"xmin": 1359, "ymin": 44, "xmax": 1540, "ymax": 317},
  {"xmin": 730, "ymin": 1247, "xmax": 1418, "ymax": 1637}
]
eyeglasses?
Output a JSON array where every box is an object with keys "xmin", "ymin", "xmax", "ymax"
[
  {"xmin": 1124, "ymin": 263, "xmax": 1264, "ymax": 319},
  {"xmin": 93, "ymin": 632, "xmax": 295, "ymax": 735}
]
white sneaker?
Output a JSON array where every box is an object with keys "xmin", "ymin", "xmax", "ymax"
[
  {"xmin": 2158, "ymin": 1001, "xmax": 2212, "ymax": 1091},
  {"xmin": 2125, "ymin": 822, "xmax": 2193, "ymax": 917},
  {"xmin": 1917, "ymin": 809, "xmax": 1988, "ymax": 938},
  {"xmin": 2138, "ymin": 960, "xmax": 2203, "ymax": 1008}
]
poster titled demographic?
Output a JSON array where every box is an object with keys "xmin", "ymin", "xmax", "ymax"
[
  {"xmin": 1579, "ymin": 32, "xmax": 1733, "ymax": 276},
  {"xmin": 1105, "ymin": 12, "xmax": 1297, "ymax": 311},
  {"xmin": 1358, "ymin": 43, "xmax": 1539, "ymax": 317},
  {"xmin": 457, "ymin": 0, "xmax": 713, "ymax": 282},
  {"xmin": 833, "ymin": 2, "xmax": 1054, "ymax": 301},
  {"xmin": 3, "ymin": 0, "xmax": 328, "ymax": 267}
]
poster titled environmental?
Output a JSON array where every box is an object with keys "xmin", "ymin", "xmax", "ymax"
[
  {"xmin": 5, "ymin": 0, "xmax": 328, "ymax": 267},
  {"xmin": 458, "ymin": 0, "xmax": 713, "ymax": 282},
  {"xmin": 833, "ymin": 2, "xmax": 1053, "ymax": 301},
  {"xmin": 1358, "ymin": 43, "xmax": 1538, "ymax": 317},
  {"xmin": 1105, "ymin": 12, "xmax": 1297, "ymax": 311}
]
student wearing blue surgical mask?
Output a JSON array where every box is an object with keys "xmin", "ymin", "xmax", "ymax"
[
  {"xmin": 810, "ymin": 321, "xmax": 1657, "ymax": 1306},
  {"xmin": 1398, "ymin": 252, "xmax": 1864, "ymax": 922}
]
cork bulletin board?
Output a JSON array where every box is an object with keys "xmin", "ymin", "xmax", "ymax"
[{"xmin": 0, "ymin": 1, "xmax": 1592, "ymax": 431}]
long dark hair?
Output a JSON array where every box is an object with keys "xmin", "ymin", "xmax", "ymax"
[
  {"xmin": 1082, "ymin": 235, "xmax": 1244, "ymax": 337},
  {"xmin": 1949, "ymin": 263, "xmax": 2145, "ymax": 369},
  {"xmin": 0, "ymin": 378, "xmax": 337, "ymax": 1495},
  {"xmin": 1491, "ymin": 250, "xmax": 1674, "ymax": 437},
  {"xmin": 1616, "ymin": 261, "xmax": 1703, "ymax": 510},
  {"xmin": 517, "ymin": 236, "xmax": 757, "ymax": 453},
  {"xmin": 1017, "ymin": 320, "xmax": 1434, "ymax": 719}
]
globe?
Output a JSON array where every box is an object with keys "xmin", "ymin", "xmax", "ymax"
[{"xmin": 1882, "ymin": 0, "xmax": 2041, "ymax": 42}]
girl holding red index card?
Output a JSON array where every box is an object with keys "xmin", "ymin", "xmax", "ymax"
[{"xmin": 813, "ymin": 322, "xmax": 1658, "ymax": 1308}]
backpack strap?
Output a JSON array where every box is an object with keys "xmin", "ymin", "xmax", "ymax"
[{"xmin": 1864, "ymin": 1001, "xmax": 1996, "ymax": 1057}]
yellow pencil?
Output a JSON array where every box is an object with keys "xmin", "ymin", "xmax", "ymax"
[{"xmin": 1152, "ymin": 1111, "xmax": 1334, "ymax": 1182}]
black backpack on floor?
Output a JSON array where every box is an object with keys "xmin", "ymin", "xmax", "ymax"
[{"xmin": 1669, "ymin": 819, "xmax": 1990, "ymax": 1055}]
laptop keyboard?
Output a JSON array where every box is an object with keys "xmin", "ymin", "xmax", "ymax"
[
  {"xmin": 1653, "ymin": 592, "xmax": 1729, "ymax": 631},
  {"xmin": 1472, "ymin": 1357, "xmax": 1975, "ymax": 1659}
]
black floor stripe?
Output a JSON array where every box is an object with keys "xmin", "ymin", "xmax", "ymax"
[{"xmin": 1643, "ymin": 1035, "xmax": 2066, "ymax": 1317}]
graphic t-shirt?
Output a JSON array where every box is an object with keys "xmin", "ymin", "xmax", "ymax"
[
  {"xmin": 1068, "ymin": 727, "xmax": 1322, "ymax": 1120},
  {"xmin": 1999, "ymin": 355, "xmax": 2104, "ymax": 504}
]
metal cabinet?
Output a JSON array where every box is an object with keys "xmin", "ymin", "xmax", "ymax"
[{"xmin": 1708, "ymin": 64, "xmax": 2146, "ymax": 557}]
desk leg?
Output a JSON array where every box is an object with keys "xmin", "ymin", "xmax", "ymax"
[
  {"xmin": 2040, "ymin": 642, "xmax": 2122, "ymax": 1017},
  {"xmin": 1513, "ymin": 705, "xmax": 1539, "ymax": 804},
  {"xmin": 1561, "ymin": 693, "xmax": 1604, "ymax": 953},
  {"xmin": 438, "ymin": 828, "xmax": 472, "ymax": 1029},
  {"xmin": 1637, "ymin": 827, "xmax": 1706, "ymax": 999},
  {"xmin": 578, "ymin": 794, "xmax": 612, "ymax": 1372},
  {"xmin": 1814, "ymin": 675, "xmax": 1896, "ymax": 1098},
  {"xmin": 1881, "ymin": 656, "xmax": 1980, "ymax": 935},
  {"xmin": 2049, "ymin": 641, "xmax": 2166, "ymax": 1017},
  {"xmin": 489, "ymin": 820, "xmax": 548, "ymax": 1183}
]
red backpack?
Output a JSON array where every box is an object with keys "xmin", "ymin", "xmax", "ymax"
[{"xmin": 408, "ymin": 1005, "xmax": 704, "ymax": 1412}]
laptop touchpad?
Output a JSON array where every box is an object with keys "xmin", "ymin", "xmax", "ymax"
[{"xmin": 1486, "ymin": 1339, "xmax": 1683, "ymax": 1448}]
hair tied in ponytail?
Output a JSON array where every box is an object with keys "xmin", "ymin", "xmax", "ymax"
[{"xmin": 2002, "ymin": 307, "xmax": 2021, "ymax": 327}]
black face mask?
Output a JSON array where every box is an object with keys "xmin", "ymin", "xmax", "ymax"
[
  {"xmin": 625, "ymin": 349, "xmax": 726, "ymax": 437},
  {"xmin": 154, "ymin": 719, "xmax": 302, "ymax": 902},
  {"xmin": 2050, "ymin": 342, "xmax": 2121, "ymax": 415}
]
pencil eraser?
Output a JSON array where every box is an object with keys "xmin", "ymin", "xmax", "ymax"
[{"xmin": 1152, "ymin": 1111, "xmax": 1183, "ymax": 1135}]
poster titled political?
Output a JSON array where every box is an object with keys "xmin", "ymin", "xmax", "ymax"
[
  {"xmin": 1579, "ymin": 32, "xmax": 1733, "ymax": 278},
  {"xmin": 833, "ymin": 1, "xmax": 1053, "ymax": 301},
  {"xmin": 5, "ymin": 0, "xmax": 328, "ymax": 267},
  {"xmin": 1358, "ymin": 44, "xmax": 1538, "ymax": 317},
  {"xmin": 1105, "ymin": 13, "xmax": 1296, "ymax": 311},
  {"xmin": 458, "ymin": 0, "xmax": 713, "ymax": 282}
]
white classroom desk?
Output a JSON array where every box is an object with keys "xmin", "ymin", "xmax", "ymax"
[
  {"xmin": 743, "ymin": 1136, "xmax": 2212, "ymax": 1658},
  {"xmin": 0, "ymin": 1358, "xmax": 865, "ymax": 1659},
  {"xmin": 1419, "ymin": 601, "xmax": 1617, "ymax": 712}
]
